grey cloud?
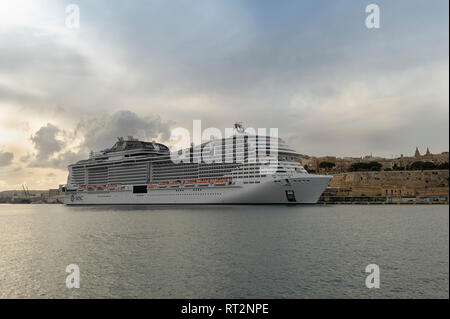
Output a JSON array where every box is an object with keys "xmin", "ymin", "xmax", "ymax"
[
  {"xmin": 283, "ymin": 70, "xmax": 449, "ymax": 157},
  {"xmin": 50, "ymin": 151, "xmax": 83, "ymax": 170},
  {"xmin": 0, "ymin": 28, "xmax": 104, "ymax": 116},
  {"xmin": 75, "ymin": 110, "xmax": 173, "ymax": 152},
  {"xmin": 0, "ymin": 85, "xmax": 43, "ymax": 105},
  {"xmin": 29, "ymin": 123, "xmax": 65, "ymax": 166},
  {"xmin": 28, "ymin": 110, "xmax": 173, "ymax": 170},
  {"xmin": 1, "ymin": 0, "xmax": 448, "ymax": 161},
  {"xmin": 20, "ymin": 153, "xmax": 32, "ymax": 163},
  {"xmin": 74, "ymin": 0, "xmax": 448, "ymax": 101},
  {"xmin": 0, "ymin": 151, "xmax": 14, "ymax": 167}
]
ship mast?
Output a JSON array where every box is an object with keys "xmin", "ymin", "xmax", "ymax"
[{"xmin": 234, "ymin": 122, "xmax": 245, "ymax": 134}]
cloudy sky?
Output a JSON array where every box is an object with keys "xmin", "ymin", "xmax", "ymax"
[{"xmin": 0, "ymin": 0, "xmax": 448, "ymax": 190}]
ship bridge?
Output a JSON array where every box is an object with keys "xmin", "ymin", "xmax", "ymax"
[
  {"xmin": 85, "ymin": 136, "xmax": 169, "ymax": 160},
  {"xmin": 108, "ymin": 137, "xmax": 169, "ymax": 153}
]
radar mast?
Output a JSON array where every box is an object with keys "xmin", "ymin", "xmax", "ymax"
[{"xmin": 234, "ymin": 122, "xmax": 245, "ymax": 134}]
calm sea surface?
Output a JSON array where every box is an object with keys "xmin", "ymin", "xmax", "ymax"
[{"xmin": 0, "ymin": 204, "xmax": 448, "ymax": 299}]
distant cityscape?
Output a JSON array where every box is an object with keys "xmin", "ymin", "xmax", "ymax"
[
  {"xmin": 0, "ymin": 189, "xmax": 62, "ymax": 204},
  {"xmin": 298, "ymin": 147, "xmax": 449, "ymax": 174}
]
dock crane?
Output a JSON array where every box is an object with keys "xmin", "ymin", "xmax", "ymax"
[{"xmin": 21, "ymin": 184, "xmax": 31, "ymax": 203}]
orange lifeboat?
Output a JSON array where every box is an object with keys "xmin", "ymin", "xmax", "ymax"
[
  {"xmin": 148, "ymin": 184, "xmax": 156, "ymax": 189},
  {"xmin": 197, "ymin": 180, "xmax": 210, "ymax": 187},
  {"xmin": 158, "ymin": 182, "xmax": 168, "ymax": 188},
  {"xmin": 169, "ymin": 181, "xmax": 181, "ymax": 188},
  {"xmin": 214, "ymin": 179, "xmax": 228, "ymax": 186},
  {"xmin": 184, "ymin": 181, "xmax": 196, "ymax": 187}
]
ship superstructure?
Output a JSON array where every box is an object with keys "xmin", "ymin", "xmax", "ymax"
[{"xmin": 61, "ymin": 124, "xmax": 331, "ymax": 204}]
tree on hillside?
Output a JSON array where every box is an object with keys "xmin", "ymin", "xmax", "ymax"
[
  {"xmin": 437, "ymin": 162, "xmax": 449, "ymax": 170},
  {"xmin": 368, "ymin": 161, "xmax": 383, "ymax": 171},
  {"xmin": 410, "ymin": 161, "xmax": 437, "ymax": 170},
  {"xmin": 349, "ymin": 161, "xmax": 382, "ymax": 172},
  {"xmin": 319, "ymin": 161, "xmax": 336, "ymax": 169}
]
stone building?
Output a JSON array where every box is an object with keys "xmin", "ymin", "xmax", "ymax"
[{"xmin": 48, "ymin": 189, "xmax": 60, "ymax": 198}]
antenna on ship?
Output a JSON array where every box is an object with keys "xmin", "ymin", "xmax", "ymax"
[{"xmin": 234, "ymin": 122, "xmax": 245, "ymax": 134}]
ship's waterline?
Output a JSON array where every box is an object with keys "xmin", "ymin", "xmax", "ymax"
[{"xmin": 66, "ymin": 177, "xmax": 332, "ymax": 205}]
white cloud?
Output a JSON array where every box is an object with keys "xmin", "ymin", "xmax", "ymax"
[
  {"xmin": 0, "ymin": 150, "xmax": 14, "ymax": 166},
  {"xmin": 29, "ymin": 123, "xmax": 66, "ymax": 166}
]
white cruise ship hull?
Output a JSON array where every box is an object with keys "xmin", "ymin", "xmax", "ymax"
[{"xmin": 64, "ymin": 176, "xmax": 331, "ymax": 205}]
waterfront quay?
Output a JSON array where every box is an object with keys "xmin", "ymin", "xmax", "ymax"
[
  {"xmin": 319, "ymin": 170, "xmax": 449, "ymax": 205},
  {"xmin": 318, "ymin": 194, "xmax": 449, "ymax": 205}
]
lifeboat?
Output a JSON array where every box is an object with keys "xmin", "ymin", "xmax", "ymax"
[
  {"xmin": 197, "ymin": 180, "xmax": 210, "ymax": 187},
  {"xmin": 97, "ymin": 185, "xmax": 106, "ymax": 189},
  {"xmin": 77, "ymin": 186, "xmax": 86, "ymax": 191},
  {"xmin": 214, "ymin": 179, "xmax": 228, "ymax": 186},
  {"xmin": 158, "ymin": 182, "xmax": 168, "ymax": 188},
  {"xmin": 169, "ymin": 181, "xmax": 181, "ymax": 188},
  {"xmin": 148, "ymin": 184, "xmax": 156, "ymax": 189},
  {"xmin": 108, "ymin": 184, "xmax": 118, "ymax": 189},
  {"xmin": 87, "ymin": 185, "xmax": 96, "ymax": 190},
  {"xmin": 184, "ymin": 181, "xmax": 196, "ymax": 187}
]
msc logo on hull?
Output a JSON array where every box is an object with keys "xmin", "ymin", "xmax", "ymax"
[{"xmin": 70, "ymin": 194, "xmax": 84, "ymax": 202}]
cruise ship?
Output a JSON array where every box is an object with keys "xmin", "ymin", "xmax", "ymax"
[{"xmin": 60, "ymin": 124, "xmax": 332, "ymax": 205}]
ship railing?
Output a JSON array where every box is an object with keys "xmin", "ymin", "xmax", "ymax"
[
  {"xmin": 77, "ymin": 184, "xmax": 120, "ymax": 191},
  {"xmin": 147, "ymin": 179, "xmax": 234, "ymax": 189}
]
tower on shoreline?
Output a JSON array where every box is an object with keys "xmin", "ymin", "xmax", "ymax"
[{"xmin": 414, "ymin": 147, "xmax": 421, "ymax": 158}]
